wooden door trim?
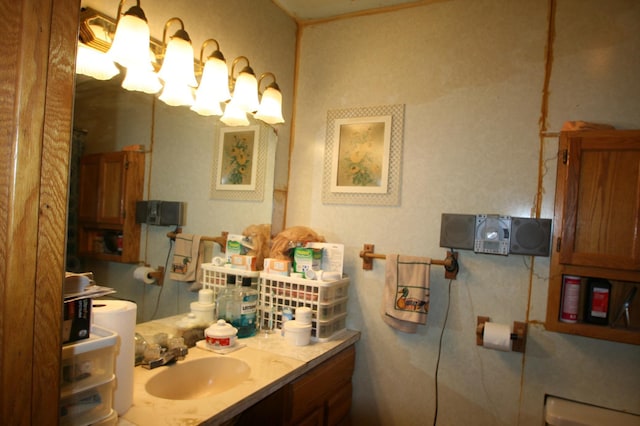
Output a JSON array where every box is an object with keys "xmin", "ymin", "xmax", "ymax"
[{"xmin": 0, "ymin": 0, "xmax": 79, "ymax": 423}]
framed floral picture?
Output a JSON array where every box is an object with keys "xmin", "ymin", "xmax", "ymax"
[
  {"xmin": 330, "ymin": 115, "xmax": 391, "ymax": 194},
  {"xmin": 323, "ymin": 104, "xmax": 404, "ymax": 205},
  {"xmin": 211, "ymin": 124, "xmax": 267, "ymax": 201}
]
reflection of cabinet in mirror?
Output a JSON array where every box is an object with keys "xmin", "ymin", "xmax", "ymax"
[
  {"xmin": 78, "ymin": 150, "xmax": 144, "ymax": 263},
  {"xmin": 546, "ymin": 130, "xmax": 640, "ymax": 345}
]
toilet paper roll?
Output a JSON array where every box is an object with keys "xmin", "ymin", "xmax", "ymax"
[
  {"xmin": 92, "ymin": 300, "xmax": 137, "ymax": 416},
  {"xmin": 133, "ymin": 266, "xmax": 156, "ymax": 284},
  {"xmin": 483, "ymin": 322, "xmax": 512, "ymax": 351}
]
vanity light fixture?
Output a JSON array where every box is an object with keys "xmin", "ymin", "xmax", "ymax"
[
  {"xmin": 75, "ymin": 4, "xmax": 286, "ymax": 125},
  {"xmin": 227, "ymin": 56, "xmax": 260, "ymax": 113},
  {"xmin": 76, "ymin": 42, "xmax": 119, "ymax": 80},
  {"xmin": 220, "ymin": 100, "xmax": 250, "ymax": 127},
  {"xmin": 254, "ymin": 73, "xmax": 285, "ymax": 125},
  {"xmin": 108, "ymin": 0, "xmax": 162, "ymax": 93},
  {"xmin": 157, "ymin": 18, "xmax": 198, "ymax": 106},
  {"xmin": 76, "ymin": 9, "xmax": 119, "ymax": 80},
  {"xmin": 191, "ymin": 39, "xmax": 230, "ymax": 116},
  {"xmin": 121, "ymin": 60, "xmax": 163, "ymax": 94}
]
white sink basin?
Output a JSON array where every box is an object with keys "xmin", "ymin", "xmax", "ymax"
[{"xmin": 145, "ymin": 356, "xmax": 251, "ymax": 400}]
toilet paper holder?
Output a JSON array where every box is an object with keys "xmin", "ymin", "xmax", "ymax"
[
  {"xmin": 147, "ymin": 266, "xmax": 165, "ymax": 284},
  {"xmin": 476, "ymin": 316, "xmax": 527, "ymax": 353},
  {"xmin": 134, "ymin": 264, "xmax": 165, "ymax": 285}
]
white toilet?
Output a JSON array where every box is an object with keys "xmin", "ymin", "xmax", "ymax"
[{"xmin": 545, "ymin": 396, "xmax": 640, "ymax": 426}]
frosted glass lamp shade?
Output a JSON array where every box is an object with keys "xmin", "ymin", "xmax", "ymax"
[
  {"xmin": 220, "ymin": 102, "xmax": 250, "ymax": 126},
  {"xmin": 199, "ymin": 56, "xmax": 231, "ymax": 102},
  {"xmin": 159, "ymin": 80, "xmax": 195, "ymax": 106},
  {"xmin": 121, "ymin": 66, "xmax": 162, "ymax": 94},
  {"xmin": 191, "ymin": 95, "xmax": 223, "ymax": 116},
  {"xmin": 191, "ymin": 55, "xmax": 229, "ymax": 116},
  {"xmin": 76, "ymin": 43, "xmax": 119, "ymax": 80},
  {"xmin": 157, "ymin": 36, "xmax": 198, "ymax": 87},
  {"xmin": 254, "ymin": 86, "xmax": 285, "ymax": 124},
  {"xmin": 108, "ymin": 12, "xmax": 153, "ymax": 70},
  {"xmin": 230, "ymin": 70, "xmax": 259, "ymax": 113}
]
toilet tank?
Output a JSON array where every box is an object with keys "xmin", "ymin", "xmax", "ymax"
[{"xmin": 545, "ymin": 396, "xmax": 640, "ymax": 426}]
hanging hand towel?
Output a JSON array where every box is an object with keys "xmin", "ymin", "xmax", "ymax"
[
  {"xmin": 381, "ymin": 254, "xmax": 431, "ymax": 333},
  {"xmin": 170, "ymin": 233, "xmax": 202, "ymax": 282}
]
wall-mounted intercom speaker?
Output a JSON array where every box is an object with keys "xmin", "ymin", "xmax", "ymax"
[
  {"xmin": 509, "ymin": 217, "xmax": 552, "ymax": 256},
  {"xmin": 440, "ymin": 213, "xmax": 476, "ymax": 250},
  {"xmin": 135, "ymin": 200, "xmax": 185, "ymax": 226}
]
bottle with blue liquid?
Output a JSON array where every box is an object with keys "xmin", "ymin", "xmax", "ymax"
[{"xmin": 230, "ymin": 276, "xmax": 258, "ymax": 338}]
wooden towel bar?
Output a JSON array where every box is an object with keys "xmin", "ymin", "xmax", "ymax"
[
  {"xmin": 359, "ymin": 244, "xmax": 459, "ymax": 279},
  {"xmin": 167, "ymin": 229, "xmax": 228, "ymax": 252}
]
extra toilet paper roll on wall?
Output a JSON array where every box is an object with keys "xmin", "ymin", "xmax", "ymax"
[
  {"xmin": 133, "ymin": 266, "xmax": 156, "ymax": 284},
  {"xmin": 483, "ymin": 322, "xmax": 512, "ymax": 351},
  {"xmin": 92, "ymin": 300, "xmax": 137, "ymax": 416}
]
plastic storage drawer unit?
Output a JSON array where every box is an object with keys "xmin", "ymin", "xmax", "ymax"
[
  {"xmin": 59, "ymin": 375, "xmax": 115, "ymax": 426},
  {"xmin": 61, "ymin": 325, "xmax": 118, "ymax": 393}
]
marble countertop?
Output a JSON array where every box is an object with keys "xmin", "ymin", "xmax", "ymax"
[{"xmin": 119, "ymin": 315, "xmax": 360, "ymax": 425}]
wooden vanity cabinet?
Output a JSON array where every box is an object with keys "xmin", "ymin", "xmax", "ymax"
[
  {"xmin": 236, "ymin": 345, "xmax": 356, "ymax": 426},
  {"xmin": 285, "ymin": 345, "xmax": 355, "ymax": 426},
  {"xmin": 546, "ymin": 130, "xmax": 640, "ymax": 345},
  {"xmin": 77, "ymin": 150, "xmax": 144, "ymax": 263}
]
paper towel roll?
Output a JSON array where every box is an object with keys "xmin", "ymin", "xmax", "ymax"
[
  {"xmin": 483, "ymin": 322, "xmax": 512, "ymax": 351},
  {"xmin": 92, "ymin": 300, "xmax": 137, "ymax": 416},
  {"xmin": 133, "ymin": 266, "xmax": 156, "ymax": 284}
]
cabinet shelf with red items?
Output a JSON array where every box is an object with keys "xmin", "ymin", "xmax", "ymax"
[
  {"xmin": 546, "ymin": 130, "xmax": 640, "ymax": 345},
  {"xmin": 77, "ymin": 150, "xmax": 144, "ymax": 263}
]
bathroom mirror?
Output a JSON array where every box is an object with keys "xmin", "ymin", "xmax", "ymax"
[
  {"xmin": 66, "ymin": 1, "xmax": 294, "ymax": 319},
  {"xmin": 70, "ymin": 72, "xmax": 278, "ymax": 268}
]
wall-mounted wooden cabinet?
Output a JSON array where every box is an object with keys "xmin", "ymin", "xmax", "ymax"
[
  {"xmin": 546, "ymin": 130, "xmax": 640, "ymax": 345},
  {"xmin": 78, "ymin": 151, "xmax": 144, "ymax": 263}
]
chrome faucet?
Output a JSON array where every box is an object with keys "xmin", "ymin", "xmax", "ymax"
[{"xmin": 141, "ymin": 345, "xmax": 189, "ymax": 369}]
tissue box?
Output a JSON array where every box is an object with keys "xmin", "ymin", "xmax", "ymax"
[
  {"xmin": 306, "ymin": 242, "xmax": 345, "ymax": 276},
  {"xmin": 293, "ymin": 247, "xmax": 322, "ymax": 277},
  {"xmin": 62, "ymin": 297, "xmax": 92, "ymax": 344},
  {"xmin": 263, "ymin": 258, "xmax": 291, "ymax": 276},
  {"xmin": 230, "ymin": 254, "xmax": 257, "ymax": 271},
  {"xmin": 225, "ymin": 234, "xmax": 247, "ymax": 263}
]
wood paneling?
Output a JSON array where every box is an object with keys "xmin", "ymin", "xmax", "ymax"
[{"xmin": 0, "ymin": 0, "xmax": 79, "ymax": 423}]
